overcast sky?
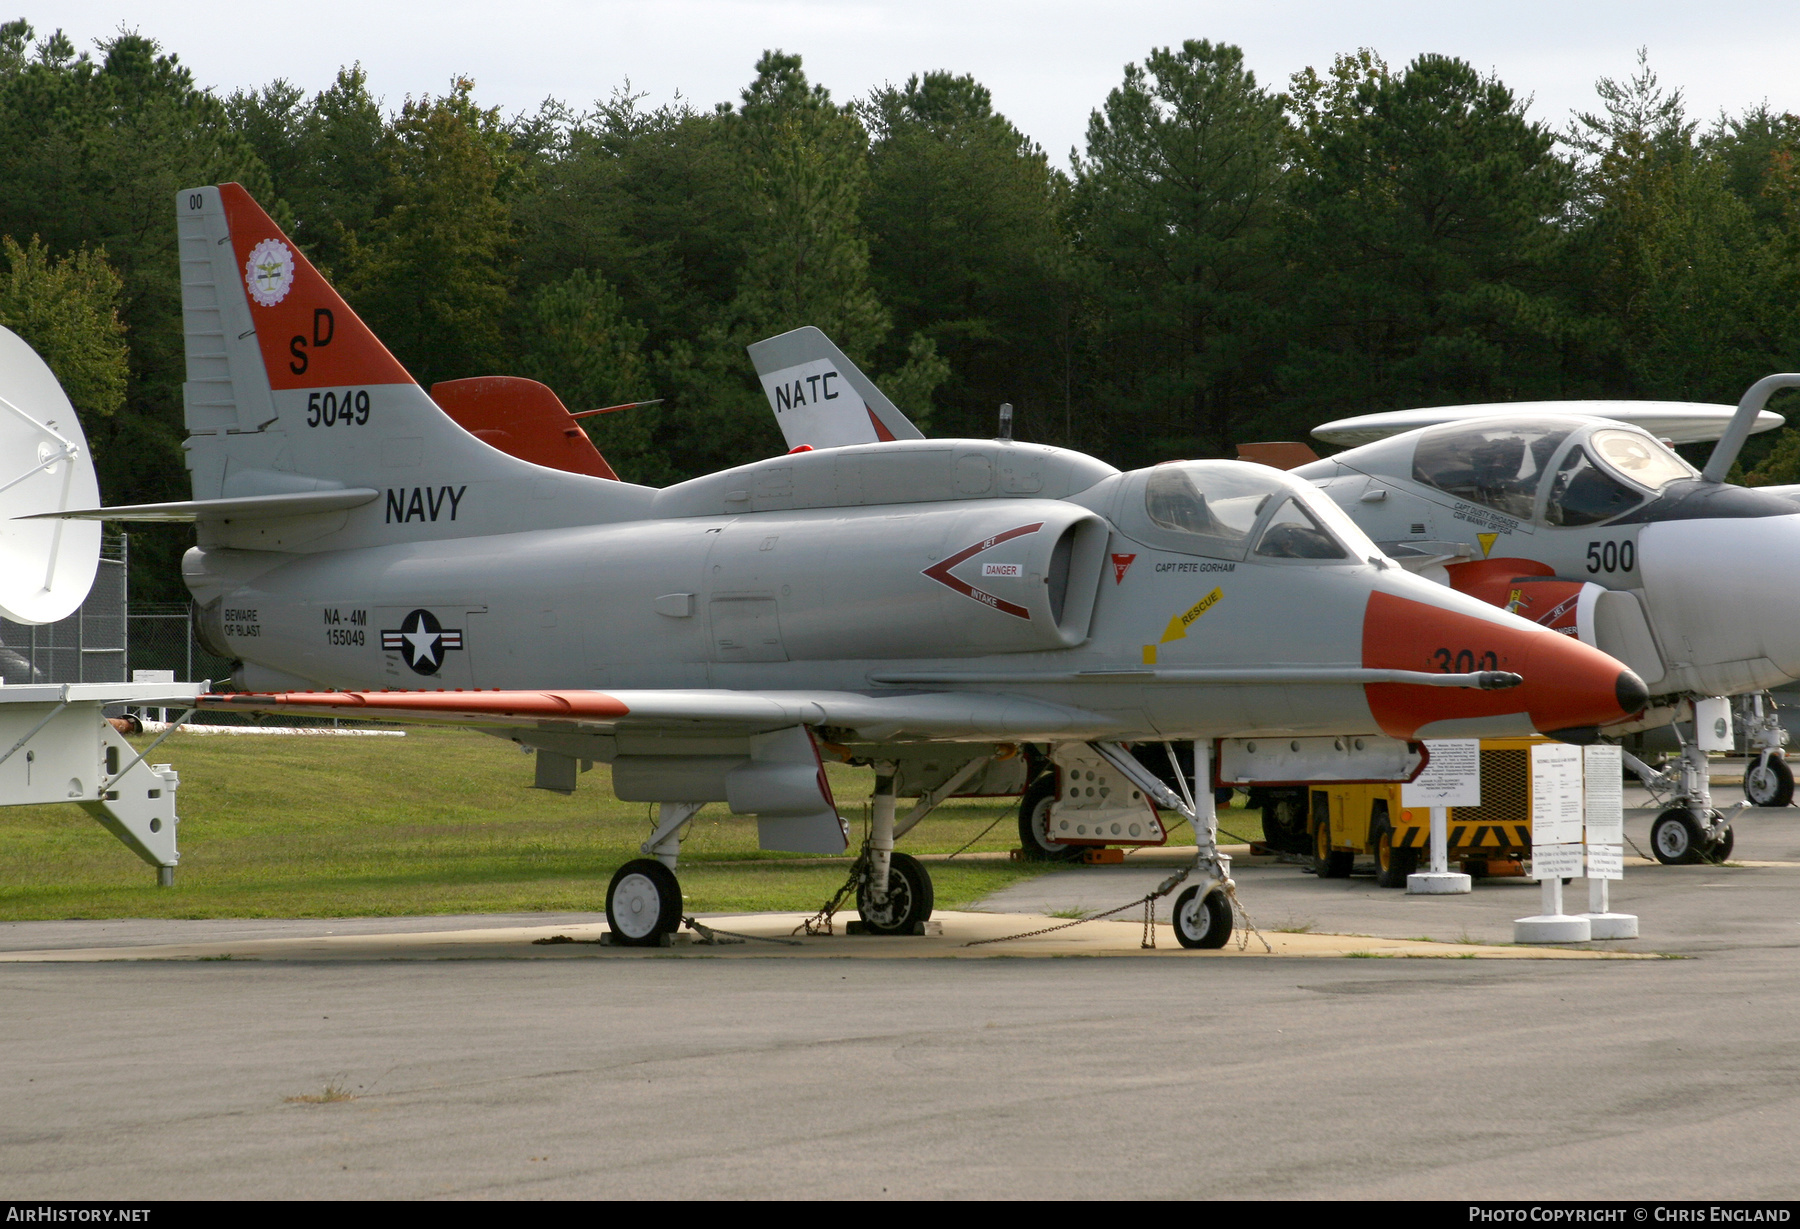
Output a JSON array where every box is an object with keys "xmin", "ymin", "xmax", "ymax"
[{"xmin": 39, "ymin": 1, "xmax": 1800, "ymax": 163}]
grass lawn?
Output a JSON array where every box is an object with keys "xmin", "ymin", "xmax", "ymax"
[{"xmin": 0, "ymin": 725, "xmax": 1059, "ymax": 920}]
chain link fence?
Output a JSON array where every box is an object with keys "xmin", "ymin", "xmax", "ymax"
[
  {"xmin": 0, "ymin": 536, "xmax": 128, "ymax": 685},
  {"xmin": 0, "ymin": 534, "xmax": 334, "ymax": 726}
]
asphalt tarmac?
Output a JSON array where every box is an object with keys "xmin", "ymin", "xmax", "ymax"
[{"xmin": 3, "ymin": 794, "xmax": 1798, "ymax": 1200}]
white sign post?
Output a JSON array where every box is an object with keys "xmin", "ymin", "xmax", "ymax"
[
  {"xmin": 1580, "ymin": 743, "xmax": 1638, "ymax": 939},
  {"xmin": 1516, "ymin": 743, "xmax": 1593, "ymax": 943},
  {"xmin": 1402, "ymin": 739, "xmax": 1478, "ymax": 894}
]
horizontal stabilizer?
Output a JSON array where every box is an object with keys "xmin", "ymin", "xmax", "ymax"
[
  {"xmin": 747, "ymin": 326, "xmax": 924, "ymax": 450},
  {"xmin": 1312, "ymin": 401, "xmax": 1784, "ymax": 447},
  {"xmin": 27, "ymin": 488, "xmax": 379, "ymax": 523}
]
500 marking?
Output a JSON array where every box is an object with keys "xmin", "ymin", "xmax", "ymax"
[
  {"xmin": 1433, "ymin": 648, "xmax": 1500, "ymax": 673},
  {"xmin": 1586, "ymin": 539, "xmax": 1635, "ymax": 573},
  {"xmin": 306, "ymin": 389, "xmax": 370, "ymax": 427}
]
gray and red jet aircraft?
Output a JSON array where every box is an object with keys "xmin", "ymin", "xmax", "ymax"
[
  {"xmin": 1233, "ymin": 392, "xmax": 1800, "ymax": 865},
  {"xmin": 42, "ymin": 185, "xmax": 1648, "ymax": 947}
]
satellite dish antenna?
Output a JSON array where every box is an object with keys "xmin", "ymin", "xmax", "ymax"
[{"xmin": 0, "ymin": 325, "xmax": 101, "ymax": 625}]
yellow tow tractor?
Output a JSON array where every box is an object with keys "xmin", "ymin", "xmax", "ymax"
[{"xmin": 1251, "ymin": 735, "xmax": 1546, "ymax": 886}]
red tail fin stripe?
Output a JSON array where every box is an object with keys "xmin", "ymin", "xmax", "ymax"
[{"xmin": 216, "ymin": 183, "xmax": 414, "ymax": 391}]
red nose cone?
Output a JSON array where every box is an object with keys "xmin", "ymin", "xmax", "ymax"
[{"xmin": 1361, "ymin": 590, "xmax": 1645, "ymax": 740}]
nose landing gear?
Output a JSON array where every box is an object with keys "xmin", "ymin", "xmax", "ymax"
[
  {"xmin": 1737, "ymin": 691, "xmax": 1794, "ymax": 808},
  {"xmin": 1172, "ymin": 884, "xmax": 1232, "ymax": 948},
  {"xmin": 1630, "ymin": 702, "xmax": 1743, "ymax": 866}
]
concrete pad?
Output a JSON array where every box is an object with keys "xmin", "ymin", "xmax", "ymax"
[{"xmin": 0, "ymin": 909, "xmax": 1649, "ymax": 963}]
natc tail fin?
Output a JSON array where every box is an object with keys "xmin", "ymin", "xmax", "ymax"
[{"xmin": 746, "ymin": 326, "xmax": 924, "ymax": 450}]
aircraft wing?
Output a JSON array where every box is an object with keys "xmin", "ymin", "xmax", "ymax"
[
  {"xmin": 198, "ymin": 687, "xmax": 1124, "ymax": 743},
  {"xmin": 746, "ymin": 326, "xmax": 924, "ymax": 450},
  {"xmin": 1312, "ymin": 401, "xmax": 1785, "ymax": 447}
]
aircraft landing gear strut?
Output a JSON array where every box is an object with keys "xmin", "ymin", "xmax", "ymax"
[
  {"xmin": 1740, "ymin": 691, "xmax": 1794, "ymax": 808},
  {"xmin": 1636, "ymin": 711, "xmax": 1736, "ymax": 865},
  {"xmin": 855, "ymin": 769, "xmax": 934, "ymax": 934},
  {"xmin": 605, "ymin": 801, "xmax": 702, "ymax": 945}
]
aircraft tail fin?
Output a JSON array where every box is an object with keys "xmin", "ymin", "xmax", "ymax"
[
  {"xmin": 174, "ymin": 184, "xmax": 648, "ymax": 549},
  {"xmin": 1236, "ymin": 441, "xmax": 1321, "ymax": 470},
  {"xmin": 746, "ymin": 326, "xmax": 924, "ymax": 450}
]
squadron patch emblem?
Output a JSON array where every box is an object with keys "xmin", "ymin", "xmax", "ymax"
[{"xmin": 245, "ymin": 237, "xmax": 295, "ymax": 307}]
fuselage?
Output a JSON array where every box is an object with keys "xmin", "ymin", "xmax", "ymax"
[{"xmin": 187, "ymin": 441, "xmax": 1645, "ymax": 744}]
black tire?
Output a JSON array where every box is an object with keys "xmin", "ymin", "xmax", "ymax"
[
  {"xmin": 1650, "ymin": 808, "xmax": 1707, "ymax": 865},
  {"xmin": 1312, "ymin": 816, "xmax": 1354, "ymax": 878},
  {"xmin": 1744, "ymin": 757, "xmax": 1794, "ymax": 808},
  {"xmin": 606, "ymin": 858, "xmax": 683, "ymax": 945},
  {"xmin": 1706, "ymin": 823, "xmax": 1736, "ymax": 863},
  {"xmin": 1375, "ymin": 826, "xmax": 1420, "ymax": 889},
  {"xmin": 1260, "ymin": 792, "xmax": 1309, "ymax": 854},
  {"xmin": 855, "ymin": 850, "xmax": 935, "ymax": 934},
  {"xmin": 1016, "ymin": 775, "xmax": 1082, "ymax": 862},
  {"xmin": 1172, "ymin": 885, "xmax": 1232, "ymax": 949}
]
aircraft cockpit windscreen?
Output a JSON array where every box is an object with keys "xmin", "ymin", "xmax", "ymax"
[
  {"xmin": 1144, "ymin": 463, "xmax": 1278, "ymax": 554},
  {"xmin": 1545, "ymin": 446, "xmax": 1643, "ymax": 526},
  {"xmin": 1411, "ymin": 419, "xmax": 1573, "ymax": 520},
  {"xmin": 1590, "ymin": 428, "xmax": 1697, "ymax": 490},
  {"xmin": 1253, "ymin": 497, "xmax": 1347, "ymax": 559},
  {"xmin": 1137, "ymin": 462, "xmax": 1357, "ymax": 561}
]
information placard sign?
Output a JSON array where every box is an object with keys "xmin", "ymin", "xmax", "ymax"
[
  {"xmin": 1583, "ymin": 744, "xmax": 1624, "ymax": 846},
  {"xmin": 1530, "ymin": 742, "xmax": 1585, "ymax": 847},
  {"xmin": 1531, "ymin": 842, "xmax": 1586, "ymax": 880},
  {"xmin": 1585, "ymin": 843, "xmax": 1624, "ymax": 880},
  {"xmin": 1400, "ymin": 739, "xmax": 1481, "ymax": 808}
]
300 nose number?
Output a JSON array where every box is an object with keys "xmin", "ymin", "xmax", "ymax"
[
  {"xmin": 1586, "ymin": 539, "xmax": 1634, "ymax": 573},
  {"xmin": 1433, "ymin": 648, "xmax": 1500, "ymax": 673}
]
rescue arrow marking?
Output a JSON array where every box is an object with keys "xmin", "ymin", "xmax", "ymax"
[
  {"xmin": 922, "ymin": 522, "xmax": 1043, "ymax": 619},
  {"xmin": 1142, "ymin": 586, "xmax": 1225, "ymax": 664},
  {"xmin": 1161, "ymin": 587, "xmax": 1224, "ymax": 644}
]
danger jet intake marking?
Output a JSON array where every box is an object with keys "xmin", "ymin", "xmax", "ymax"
[
  {"xmin": 982, "ymin": 563, "xmax": 1023, "ymax": 577},
  {"xmin": 386, "ymin": 485, "xmax": 467, "ymax": 523},
  {"xmin": 922, "ymin": 523, "xmax": 1044, "ymax": 619}
]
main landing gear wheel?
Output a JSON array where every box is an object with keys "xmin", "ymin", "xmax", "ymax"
[
  {"xmin": 1375, "ymin": 827, "xmax": 1420, "ymax": 889},
  {"xmin": 1745, "ymin": 757, "xmax": 1794, "ymax": 808},
  {"xmin": 1313, "ymin": 817, "xmax": 1353, "ymax": 878},
  {"xmin": 1650, "ymin": 809, "xmax": 1708, "ymax": 866},
  {"xmin": 856, "ymin": 850, "xmax": 934, "ymax": 935},
  {"xmin": 606, "ymin": 858, "xmax": 683, "ymax": 945},
  {"xmin": 1017, "ymin": 776, "xmax": 1082, "ymax": 862},
  {"xmin": 1172, "ymin": 886, "xmax": 1233, "ymax": 949}
]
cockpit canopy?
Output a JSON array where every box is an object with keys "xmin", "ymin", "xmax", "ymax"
[
  {"xmin": 1122, "ymin": 461, "xmax": 1377, "ymax": 561},
  {"xmin": 1409, "ymin": 418, "xmax": 1698, "ymax": 527}
]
